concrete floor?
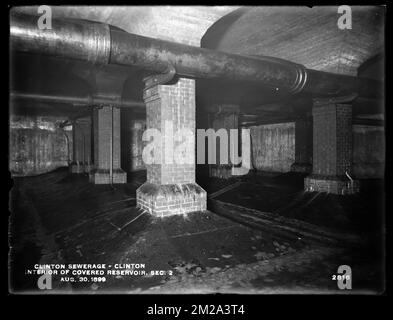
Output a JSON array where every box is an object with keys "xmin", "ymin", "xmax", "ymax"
[{"xmin": 9, "ymin": 168, "xmax": 384, "ymax": 294}]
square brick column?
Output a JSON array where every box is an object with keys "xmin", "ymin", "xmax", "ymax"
[
  {"xmin": 136, "ymin": 78, "xmax": 207, "ymax": 217},
  {"xmin": 89, "ymin": 105, "xmax": 127, "ymax": 184},
  {"xmin": 81, "ymin": 118, "xmax": 93, "ymax": 174},
  {"xmin": 209, "ymin": 105, "xmax": 239, "ymax": 179},
  {"xmin": 70, "ymin": 119, "xmax": 86, "ymax": 174},
  {"xmin": 291, "ymin": 117, "xmax": 312, "ymax": 173},
  {"xmin": 77, "ymin": 118, "xmax": 92, "ymax": 173},
  {"xmin": 304, "ymin": 103, "xmax": 359, "ymax": 194}
]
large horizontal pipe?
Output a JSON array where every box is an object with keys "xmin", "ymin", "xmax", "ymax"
[
  {"xmin": 10, "ymin": 12, "xmax": 382, "ymax": 99},
  {"xmin": 10, "ymin": 92, "xmax": 145, "ymax": 108}
]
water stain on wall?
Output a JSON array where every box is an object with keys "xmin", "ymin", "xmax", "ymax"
[{"xmin": 9, "ymin": 116, "xmax": 71, "ymax": 176}]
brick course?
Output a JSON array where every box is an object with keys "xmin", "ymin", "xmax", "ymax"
[
  {"xmin": 89, "ymin": 106, "xmax": 126, "ymax": 184},
  {"xmin": 137, "ymin": 182, "xmax": 206, "ymax": 217},
  {"xmin": 304, "ymin": 174, "xmax": 359, "ymax": 195}
]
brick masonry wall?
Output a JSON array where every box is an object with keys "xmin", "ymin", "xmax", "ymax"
[
  {"xmin": 9, "ymin": 115, "xmax": 71, "ymax": 176},
  {"xmin": 197, "ymin": 113, "xmax": 383, "ymax": 179},
  {"xmin": 250, "ymin": 122, "xmax": 295, "ymax": 172},
  {"xmin": 353, "ymin": 125, "xmax": 385, "ymax": 178}
]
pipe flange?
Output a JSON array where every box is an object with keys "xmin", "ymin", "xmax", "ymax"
[
  {"xmin": 249, "ymin": 55, "xmax": 308, "ymax": 94},
  {"xmin": 288, "ymin": 64, "xmax": 308, "ymax": 94}
]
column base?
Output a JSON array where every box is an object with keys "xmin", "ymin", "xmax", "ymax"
[
  {"xmin": 291, "ymin": 162, "xmax": 312, "ymax": 173},
  {"xmin": 89, "ymin": 168, "xmax": 127, "ymax": 184},
  {"xmin": 136, "ymin": 182, "xmax": 207, "ymax": 217},
  {"xmin": 70, "ymin": 162, "xmax": 84, "ymax": 174},
  {"xmin": 304, "ymin": 174, "xmax": 360, "ymax": 195}
]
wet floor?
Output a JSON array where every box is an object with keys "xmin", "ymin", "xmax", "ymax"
[{"xmin": 8, "ymin": 168, "xmax": 385, "ymax": 294}]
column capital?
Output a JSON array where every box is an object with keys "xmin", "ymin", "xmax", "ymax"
[
  {"xmin": 312, "ymin": 103, "xmax": 352, "ymax": 117},
  {"xmin": 312, "ymin": 93, "xmax": 358, "ymax": 107}
]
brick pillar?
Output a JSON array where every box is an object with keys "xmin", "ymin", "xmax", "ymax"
[
  {"xmin": 83, "ymin": 118, "xmax": 93, "ymax": 173},
  {"xmin": 70, "ymin": 120, "xmax": 85, "ymax": 174},
  {"xmin": 77, "ymin": 118, "xmax": 92, "ymax": 173},
  {"xmin": 209, "ymin": 105, "xmax": 239, "ymax": 179},
  {"xmin": 291, "ymin": 117, "xmax": 312, "ymax": 173},
  {"xmin": 89, "ymin": 105, "xmax": 127, "ymax": 184},
  {"xmin": 304, "ymin": 103, "xmax": 359, "ymax": 194},
  {"xmin": 136, "ymin": 78, "xmax": 207, "ymax": 217}
]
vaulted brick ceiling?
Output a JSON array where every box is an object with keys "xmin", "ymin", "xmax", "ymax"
[{"xmin": 202, "ymin": 6, "xmax": 384, "ymax": 76}]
